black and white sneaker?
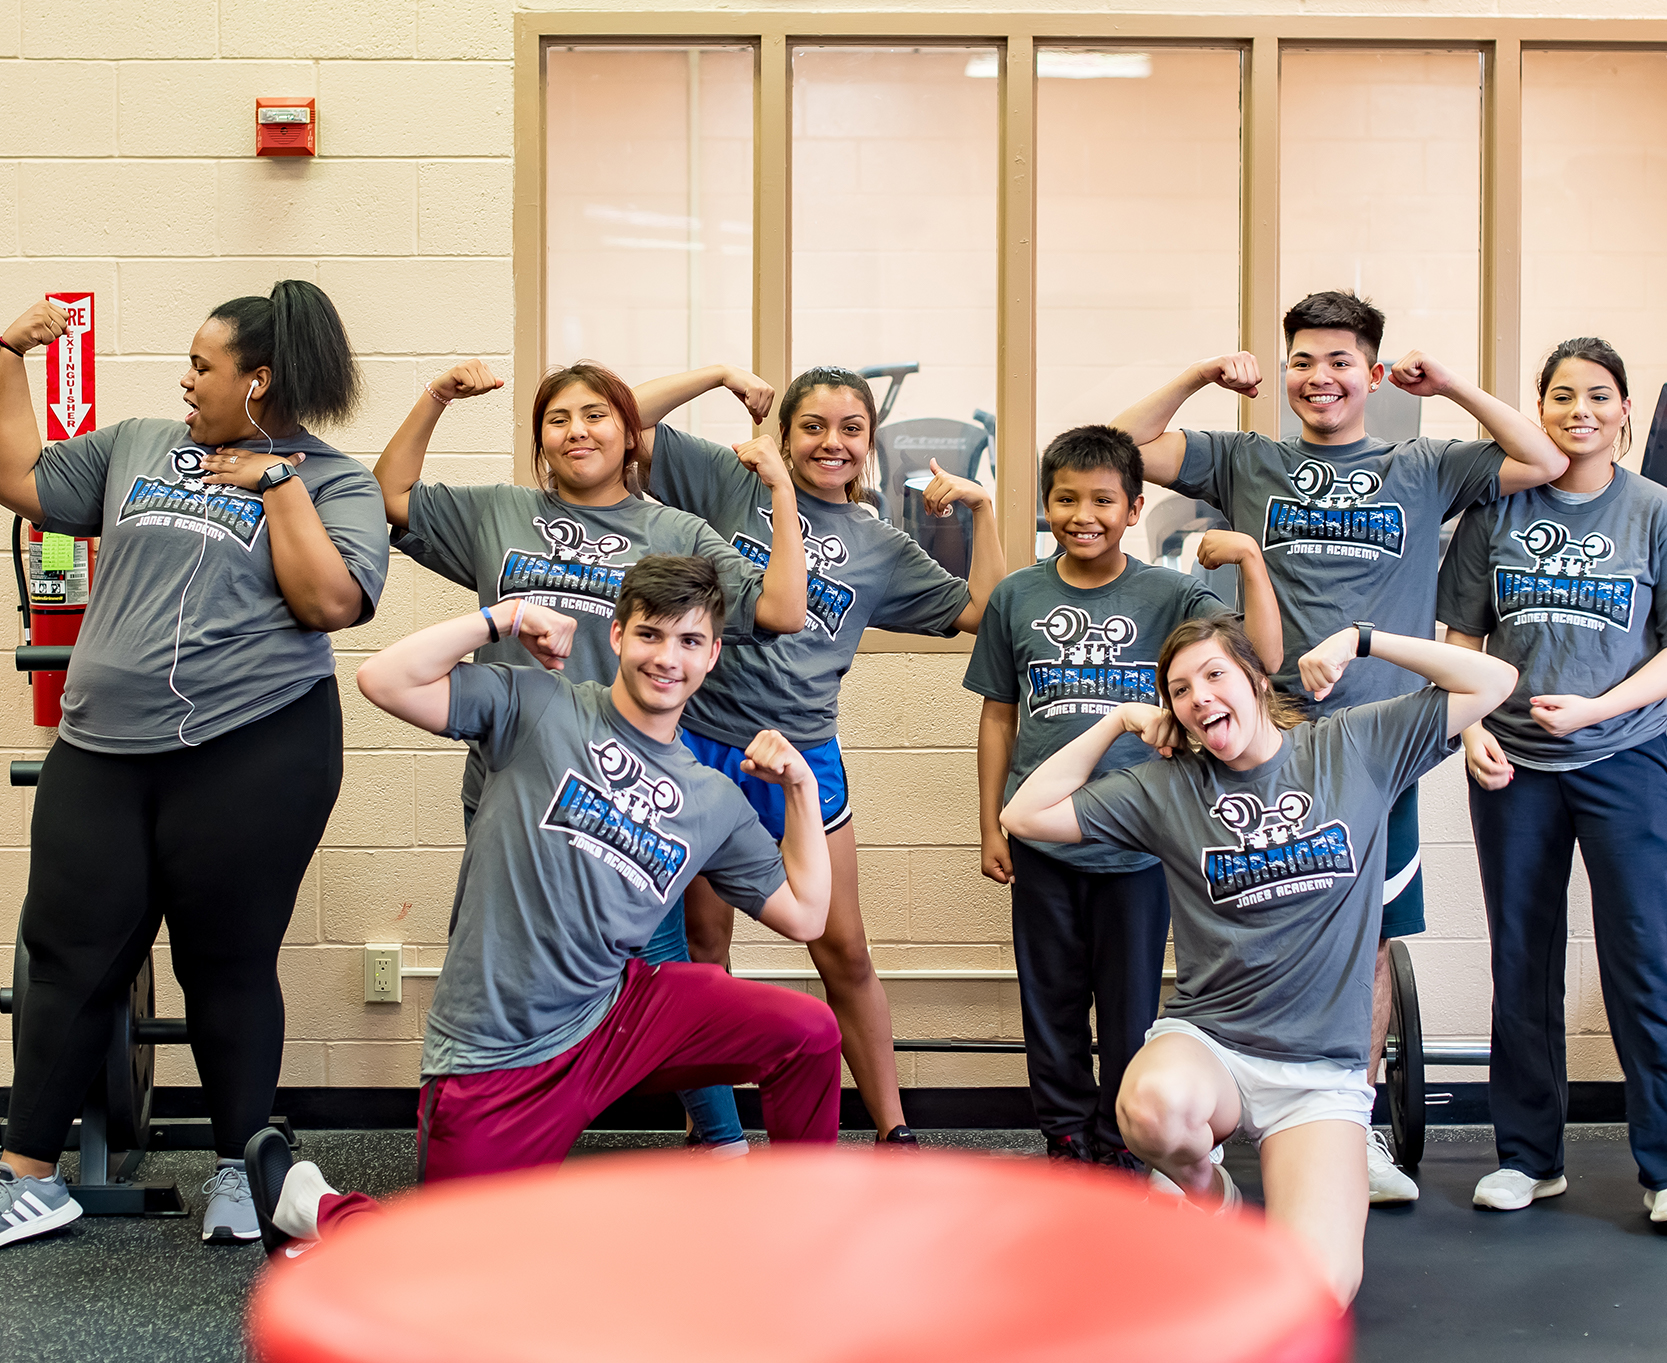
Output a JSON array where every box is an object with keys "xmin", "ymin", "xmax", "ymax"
[
  {"xmin": 878, "ymin": 1124, "xmax": 920, "ymax": 1149},
  {"xmin": 0, "ymin": 1161, "xmax": 82, "ymax": 1247},
  {"xmin": 244, "ymin": 1127, "xmax": 295, "ymax": 1256}
]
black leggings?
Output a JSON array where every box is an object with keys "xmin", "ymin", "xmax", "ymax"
[{"xmin": 7, "ymin": 678, "xmax": 342, "ymax": 1161}]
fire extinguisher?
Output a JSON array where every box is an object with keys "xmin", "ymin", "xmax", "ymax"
[{"xmin": 12, "ymin": 515, "xmax": 95, "ymax": 728}]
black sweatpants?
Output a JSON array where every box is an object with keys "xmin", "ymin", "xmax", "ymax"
[
  {"xmin": 1008, "ymin": 840, "xmax": 1170, "ymax": 1149},
  {"xmin": 7, "ymin": 678, "xmax": 342, "ymax": 1162},
  {"xmin": 1469, "ymin": 733, "xmax": 1667, "ymax": 1191}
]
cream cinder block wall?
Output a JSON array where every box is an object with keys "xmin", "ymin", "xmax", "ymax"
[{"xmin": 3, "ymin": 0, "xmax": 1657, "ymax": 1094}]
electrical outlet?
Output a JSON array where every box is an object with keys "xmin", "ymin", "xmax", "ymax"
[{"xmin": 363, "ymin": 945, "xmax": 403, "ymax": 1003}]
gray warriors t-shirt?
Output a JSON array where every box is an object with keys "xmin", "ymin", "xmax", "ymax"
[
  {"xmin": 396, "ymin": 481, "xmax": 773, "ymax": 810},
  {"xmin": 649, "ymin": 423, "xmax": 972, "ymax": 748},
  {"xmin": 963, "ymin": 555, "xmax": 1225, "ymax": 873},
  {"xmin": 422, "ymin": 667, "xmax": 787, "ymax": 1078},
  {"xmin": 1436, "ymin": 467, "xmax": 1667, "ymax": 767},
  {"xmin": 32, "ymin": 418, "xmax": 389, "ymax": 754},
  {"xmin": 1174, "ymin": 430, "xmax": 1504, "ymax": 713},
  {"xmin": 1071, "ymin": 688, "xmax": 1457, "ymax": 1065}
]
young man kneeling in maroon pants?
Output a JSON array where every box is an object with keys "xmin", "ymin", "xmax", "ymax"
[{"xmin": 246, "ymin": 555, "xmax": 838, "ymax": 1253}]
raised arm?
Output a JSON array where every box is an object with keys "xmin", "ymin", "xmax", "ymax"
[
  {"xmin": 916, "ymin": 458, "xmax": 1005, "ymax": 634},
  {"xmin": 632, "ymin": 365, "xmax": 774, "ymax": 460},
  {"xmin": 1110, "ymin": 353, "xmax": 1263, "ymax": 488},
  {"xmin": 1299, "ymin": 626, "xmax": 1517, "ymax": 737},
  {"xmin": 732, "ymin": 434, "xmax": 807, "ymax": 634},
  {"xmin": 356, "ymin": 600, "xmax": 576, "ymax": 733},
  {"xmin": 743, "ymin": 730, "xmax": 833, "ymax": 942},
  {"xmin": 1195, "ymin": 529, "xmax": 1283, "ymax": 675},
  {"xmin": 1389, "ymin": 351, "xmax": 1566, "ymax": 495},
  {"xmin": 1002, "ymin": 707, "xmax": 1134, "ymax": 843},
  {"xmin": 0, "ymin": 302, "xmax": 70, "ymax": 523},
  {"xmin": 374, "ymin": 360, "xmax": 504, "ymax": 529}
]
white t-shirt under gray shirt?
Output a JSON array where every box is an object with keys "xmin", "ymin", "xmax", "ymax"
[
  {"xmin": 1071, "ymin": 687, "xmax": 1458, "ymax": 1066},
  {"xmin": 1437, "ymin": 466, "xmax": 1667, "ymax": 770},
  {"xmin": 1173, "ymin": 430, "xmax": 1505, "ymax": 713},
  {"xmin": 963, "ymin": 554, "xmax": 1226, "ymax": 874},
  {"xmin": 32, "ymin": 418, "xmax": 389, "ymax": 754},
  {"xmin": 648, "ymin": 423, "xmax": 972, "ymax": 749},
  {"xmin": 395, "ymin": 479, "xmax": 776, "ymax": 810},
  {"xmin": 422, "ymin": 666, "xmax": 788, "ymax": 1079}
]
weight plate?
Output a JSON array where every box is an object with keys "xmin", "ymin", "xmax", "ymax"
[
  {"xmin": 1386, "ymin": 938, "xmax": 1426, "ymax": 1167},
  {"xmin": 105, "ymin": 953, "xmax": 156, "ymax": 1151}
]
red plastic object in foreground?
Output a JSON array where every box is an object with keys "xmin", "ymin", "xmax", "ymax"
[{"xmin": 250, "ymin": 1148, "xmax": 1349, "ymax": 1363}]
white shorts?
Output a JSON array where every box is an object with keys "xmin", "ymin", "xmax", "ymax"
[{"xmin": 1145, "ymin": 1016, "xmax": 1375, "ymax": 1145}]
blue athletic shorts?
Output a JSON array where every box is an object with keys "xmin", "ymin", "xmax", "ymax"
[
  {"xmin": 1381, "ymin": 783, "xmax": 1424, "ymax": 939},
  {"xmin": 679, "ymin": 730, "xmax": 851, "ymax": 840}
]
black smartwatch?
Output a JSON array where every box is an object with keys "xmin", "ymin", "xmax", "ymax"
[
  {"xmin": 258, "ymin": 461, "xmax": 296, "ymax": 493},
  {"xmin": 1353, "ymin": 621, "xmax": 1374, "ymax": 658}
]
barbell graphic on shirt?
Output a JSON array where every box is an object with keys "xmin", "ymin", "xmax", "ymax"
[
  {"xmin": 1290, "ymin": 459, "xmax": 1383, "ymax": 507},
  {"xmin": 758, "ymin": 507, "xmax": 850, "ymax": 577},
  {"xmin": 1032, "ymin": 607, "xmax": 1137, "ymax": 666},
  {"xmin": 169, "ymin": 445, "xmax": 211, "ymax": 492},
  {"xmin": 588, "ymin": 740, "xmax": 684, "ymax": 824},
  {"xmin": 1210, "ymin": 790, "xmax": 1314, "ymax": 851},
  {"xmin": 532, "ymin": 516, "xmax": 630, "ymax": 566},
  {"xmin": 1510, "ymin": 519, "xmax": 1615, "ymax": 576}
]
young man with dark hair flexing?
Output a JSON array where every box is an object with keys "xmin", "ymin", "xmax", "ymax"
[
  {"xmin": 1111, "ymin": 289, "xmax": 1566, "ymax": 1202},
  {"xmin": 244, "ymin": 554, "xmax": 839, "ymax": 1254}
]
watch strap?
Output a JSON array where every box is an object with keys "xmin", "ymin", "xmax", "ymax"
[
  {"xmin": 259, "ymin": 460, "xmax": 296, "ymax": 492},
  {"xmin": 1354, "ymin": 621, "xmax": 1374, "ymax": 658}
]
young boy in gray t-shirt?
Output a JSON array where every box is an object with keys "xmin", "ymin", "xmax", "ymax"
[
  {"xmin": 964, "ymin": 424, "xmax": 1281, "ymax": 1166},
  {"xmin": 241, "ymin": 555, "xmax": 842, "ymax": 1256},
  {"xmin": 1107, "ymin": 289, "xmax": 1566, "ymax": 1201}
]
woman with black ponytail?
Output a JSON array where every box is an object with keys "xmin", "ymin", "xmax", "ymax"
[{"xmin": 0, "ymin": 282, "xmax": 388, "ymax": 1249}]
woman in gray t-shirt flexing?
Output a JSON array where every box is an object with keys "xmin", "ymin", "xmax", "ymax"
[
  {"xmin": 0, "ymin": 283, "xmax": 389, "ymax": 1249},
  {"xmin": 1438, "ymin": 337, "xmax": 1667, "ymax": 1225},
  {"xmin": 1002, "ymin": 615, "xmax": 1514, "ymax": 1306},
  {"xmin": 637, "ymin": 364, "xmax": 1007, "ymax": 1145}
]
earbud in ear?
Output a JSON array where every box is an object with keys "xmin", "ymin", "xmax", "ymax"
[{"xmin": 249, "ymin": 379, "xmax": 259, "ymax": 395}]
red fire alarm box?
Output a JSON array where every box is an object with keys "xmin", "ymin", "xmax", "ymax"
[{"xmin": 256, "ymin": 98, "xmax": 316, "ymax": 157}]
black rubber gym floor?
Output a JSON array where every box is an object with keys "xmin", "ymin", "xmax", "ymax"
[{"xmin": 0, "ymin": 1126, "xmax": 1658, "ymax": 1362}]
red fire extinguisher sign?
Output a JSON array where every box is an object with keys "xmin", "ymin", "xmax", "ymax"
[{"xmin": 46, "ymin": 292, "xmax": 95, "ymax": 440}]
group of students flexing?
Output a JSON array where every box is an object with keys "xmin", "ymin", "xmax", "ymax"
[{"xmin": 0, "ymin": 282, "xmax": 1663, "ymax": 1311}]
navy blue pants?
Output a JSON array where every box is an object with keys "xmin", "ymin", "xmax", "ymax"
[
  {"xmin": 1009, "ymin": 842, "xmax": 1170, "ymax": 1149},
  {"xmin": 1469, "ymin": 734, "xmax": 1667, "ymax": 1190}
]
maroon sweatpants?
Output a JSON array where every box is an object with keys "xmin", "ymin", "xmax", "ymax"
[{"xmin": 317, "ymin": 960, "xmax": 841, "ymax": 1235}]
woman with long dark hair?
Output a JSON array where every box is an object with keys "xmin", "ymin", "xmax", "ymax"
[
  {"xmin": 0, "ymin": 281, "xmax": 388, "ymax": 1248},
  {"xmin": 1439, "ymin": 337, "xmax": 1667, "ymax": 1222}
]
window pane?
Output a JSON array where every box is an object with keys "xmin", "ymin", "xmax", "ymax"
[
  {"xmin": 1036, "ymin": 46, "xmax": 1242, "ymax": 564},
  {"xmin": 1522, "ymin": 49, "xmax": 1667, "ymax": 471},
  {"xmin": 545, "ymin": 45, "xmax": 754, "ymax": 445},
  {"xmin": 1280, "ymin": 50, "xmax": 1482, "ymax": 441},
  {"xmin": 792, "ymin": 45, "xmax": 998, "ymax": 576}
]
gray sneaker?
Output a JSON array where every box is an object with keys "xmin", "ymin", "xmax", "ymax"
[
  {"xmin": 202, "ymin": 1159, "xmax": 260, "ymax": 1245},
  {"xmin": 0, "ymin": 1161, "xmax": 83, "ymax": 1247}
]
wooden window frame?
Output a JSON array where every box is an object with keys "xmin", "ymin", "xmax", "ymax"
[{"xmin": 515, "ymin": 13, "xmax": 1667, "ymax": 654}]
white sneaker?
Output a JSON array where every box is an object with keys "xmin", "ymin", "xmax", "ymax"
[
  {"xmin": 1644, "ymin": 1188, "xmax": 1667, "ymax": 1223},
  {"xmin": 1473, "ymin": 1167, "xmax": 1567, "ymax": 1211},
  {"xmin": 1366, "ymin": 1129, "xmax": 1419, "ymax": 1204}
]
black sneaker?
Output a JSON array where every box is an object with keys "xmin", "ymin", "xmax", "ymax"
[
  {"xmin": 1090, "ymin": 1138, "xmax": 1146, "ymax": 1175},
  {"xmin": 878, "ymin": 1124, "xmax": 920, "ymax": 1149},
  {"xmin": 1045, "ymin": 1133, "xmax": 1093, "ymax": 1162},
  {"xmin": 244, "ymin": 1127, "xmax": 295, "ymax": 1257}
]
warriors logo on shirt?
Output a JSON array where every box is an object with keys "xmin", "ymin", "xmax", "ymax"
[
  {"xmin": 1199, "ymin": 791, "xmax": 1357, "ymax": 906},
  {"xmin": 498, "ymin": 517, "xmax": 633, "ymax": 621},
  {"xmin": 1493, "ymin": 519, "xmax": 1634, "ymax": 632},
  {"xmin": 540, "ymin": 739, "xmax": 690, "ymax": 901},
  {"xmin": 1024, "ymin": 607, "xmax": 1157, "ymax": 717},
  {"xmin": 733, "ymin": 508, "xmax": 858, "ymax": 637},
  {"xmin": 1263, "ymin": 460, "xmax": 1405, "ymax": 560},
  {"xmin": 115, "ymin": 445, "xmax": 267, "ymax": 551}
]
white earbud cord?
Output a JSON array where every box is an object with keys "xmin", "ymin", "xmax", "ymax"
[{"xmin": 167, "ymin": 381, "xmax": 274, "ymax": 747}]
